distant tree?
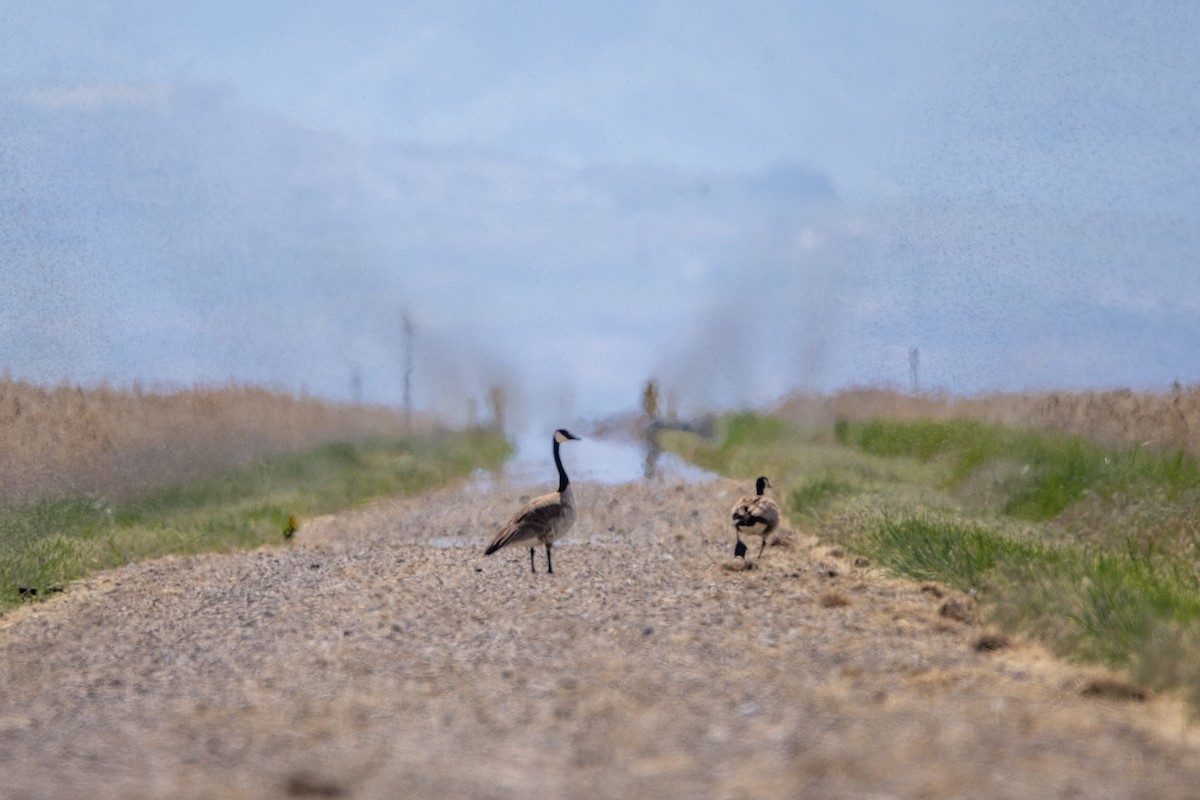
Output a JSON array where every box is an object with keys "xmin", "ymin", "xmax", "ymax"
[{"xmin": 642, "ymin": 379, "xmax": 660, "ymax": 421}]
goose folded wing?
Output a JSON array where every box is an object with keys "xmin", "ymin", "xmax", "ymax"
[
  {"xmin": 733, "ymin": 498, "xmax": 779, "ymax": 527},
  {"xmin": 730, "ymin": 498, "xmax": 758, "ymax": 523},
  {"xmin": 487, "ymin": 493, "xmax": 564, "ymax": 553}
]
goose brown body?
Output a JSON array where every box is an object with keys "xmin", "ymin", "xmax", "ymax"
[
  {"xmin": 485, "ymin": 428, "xmax": 579, "ymax": 573},
  {"xmin": 730, "ymin": 476, "xmax": 779, "ymax": 559}
]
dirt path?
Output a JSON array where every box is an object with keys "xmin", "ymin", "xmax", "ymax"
[{"xmin": 2, "ymin": 476, "xmax": 1199, "ymax": 799}]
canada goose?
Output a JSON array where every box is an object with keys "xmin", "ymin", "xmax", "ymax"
[
  {"xmin": 731, "ymin": 476, "xmax": 779, "ymax": 559},
  {"xmin": 485, "ymin": 428, "xmax": 580, "ymax": 573}
]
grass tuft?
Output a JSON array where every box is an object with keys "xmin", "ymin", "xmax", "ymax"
[
  {"xmin": 866, "ymin": 515, "xmax": 1040, "ymax": 591},
  {"xmin": 790, "ymin": 475, "xmax": 854, "ymax": 516}
]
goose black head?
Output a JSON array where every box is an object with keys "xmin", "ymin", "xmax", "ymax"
[
  {"xmin": 554, "ymin": 428, "xmax": 580, "ymax": 444},
  {"xmin": 755, "ymin": 476, "xmax": 772, "ymax": 495}
]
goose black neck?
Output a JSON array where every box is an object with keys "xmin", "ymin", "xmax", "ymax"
[{"xmin": 553, "ymin": 438, "xmax": 570, "ymax": 493}]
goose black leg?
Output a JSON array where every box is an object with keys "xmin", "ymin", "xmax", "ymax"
[
  {"xmin": 529, "ymin": 547, "xmax": 536, "ymax": 573},
  {"xmin": 758, "ymin": 537, "xmax": 767, "ymax": 558},
  {"xmin": 546, "ymin": 543, "xmax": 554, "ymax": 574},
  {"xmin": 734, "ymin": 535, "xmax": 747, "ymax": 559}
]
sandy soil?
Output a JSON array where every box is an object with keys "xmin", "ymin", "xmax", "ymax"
[{"xmin": 2, "ymin": 475, "xmax": 1199, "ymax": 799}]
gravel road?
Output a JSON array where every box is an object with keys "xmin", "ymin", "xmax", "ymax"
[{"xmin": 2, "ymin": 473, "xmax": 1199, "ymax": 799}]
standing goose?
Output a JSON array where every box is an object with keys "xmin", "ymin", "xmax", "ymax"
[
  {"xmin": 485, "ymin": 428, "xmax": 580, "ymax": 573},
  {"xmin": 730, "ymin": 476, "xmax": 780, "ymax": 559}
]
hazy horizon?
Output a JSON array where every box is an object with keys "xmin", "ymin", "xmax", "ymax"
[{"xmin": 5, "ymin": 2, "xmax": 1199, "ymax": 430}]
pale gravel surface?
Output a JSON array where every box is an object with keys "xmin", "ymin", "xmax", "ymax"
[{"xmin": 2, "ymin": 474, "xmax": 1200, "ymax": 799}]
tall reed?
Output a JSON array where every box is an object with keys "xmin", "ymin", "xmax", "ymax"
[{"xmin": 0, "ymin": 379, "xmax": 429, "ymax": 505}]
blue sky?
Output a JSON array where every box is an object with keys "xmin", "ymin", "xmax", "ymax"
[{"xmin": 3, "ymin": 1, "xmax": 1199, "ymax": 426}]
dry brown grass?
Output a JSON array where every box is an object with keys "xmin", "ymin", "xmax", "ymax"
[
  {"xmin": 818, "ymin": 589, "xmax": 850, "ymax": 608},
  {"xmin": 0, "ymin": 379, "xmax": 431, "ymax": 505},
  {"xmin": 774, "ymin": 386, "xmax": 1200, "ymax": 455}
]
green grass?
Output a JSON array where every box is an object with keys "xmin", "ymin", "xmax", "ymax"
[
  {"xmin": 866, "ymin": 515, "xmax": 1041, "ymax": 589},
  {"xmin": 837, "ymin": 418, "xmax": 1200, "ymax": 520},
  {"xmin": 663, "ymin": 411, "xmax": 794, "ymax": 475},
  {"xmin": 0, "ymin": 428, "xmax": 511, "ymax": 609},
  {"xmin": 789, "ymin": 474, "xmax": 856, "ymax": 516},
  {"xmin": 665, "ymin": 411, "xmax": 1200, "ymax": 710},
  {"xmin": 863, "ymin": 514, "xmax": 1200, "ymax": 681}
]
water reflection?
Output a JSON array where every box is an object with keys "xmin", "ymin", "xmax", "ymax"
[
  {"xmin": 642, "ymin": 416, "xmax": 716, "ymax": 480},
  {"xmin": 643, "ymin": 428, "xmax": 663, "ymax": 479},
  {"xmin": 474, "ymin": 426, "xmax": 716, "ymax": 489}
]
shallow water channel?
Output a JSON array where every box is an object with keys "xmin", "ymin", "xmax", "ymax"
[{"xmin": 469, "ymin": 428, "xmax": 716, "ymax": 490}]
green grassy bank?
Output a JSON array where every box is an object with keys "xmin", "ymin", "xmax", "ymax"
[
  {"xmin": 1, "ymin": 428, "xmax": 511, "ymax": 610},
  {"xmin": 663, "ymin": 412, "xmax": 1200, "ymax": 709}
]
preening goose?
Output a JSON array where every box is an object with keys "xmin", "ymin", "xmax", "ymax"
[
  {"xmin": 731, "ymin": 475, "xmax": 779, "ymax": 559},
  {"xmin": 485, "ymin": 428, "xmax": 580, "ymax": 573}
]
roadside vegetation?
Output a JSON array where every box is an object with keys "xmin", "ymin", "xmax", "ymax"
[
  {"xmin": 0, "ymin": 379, "xmax": 437, "ymax": 506},
  {"xmin": 0, "ymin": 428, "xmax": 511, "ymax": 610},
  {"xmin": 662, "ymin": 409, "xmax": 1200, "ymax": 711}
]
